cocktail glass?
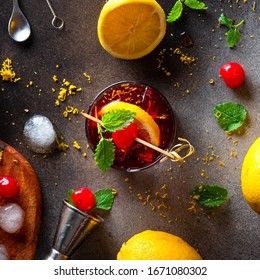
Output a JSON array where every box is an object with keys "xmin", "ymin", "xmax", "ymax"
[{"xmin": 85, "ymin": 81, "xmax": 176, "ymax": 172}]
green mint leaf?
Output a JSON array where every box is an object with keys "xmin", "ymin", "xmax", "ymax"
[
  {"xmin": 101, "ymin": 109, "xmax": 135, "ymax": 132},
  {"xmin": 67, "ymin": 189, "xmax": 76, "ymax": 207},
  {"xmin": 218, "ymin": 13, "xmax": 233, "ymax": 28},
  {"xmin": 214, "ymin": 102, "xmax": 247, "ymax": 133},
  {"xmin": 227, "ymin": 29, "xmax": 241, "ymax": 48},
  {"xmin": 192, "ymin": 185, "xmax": 228, "ymax": 207},
  {"xmin": 184, "ymin": 0, "xmax": 208, "ymax": 10},
  {"xmin": 94, "ymin": 189, "xmax": 116, "ymax": 210},
  {"xmin": 94, "ymin": 138, "xmax": 115, "ymax": 173},
  {"xmin": 166, "ymin": 0, "xmax": 183, "ymax": 23},
  {"xmin": 218, "ymin": 13, "xmax": 244, "ymax": 47}
]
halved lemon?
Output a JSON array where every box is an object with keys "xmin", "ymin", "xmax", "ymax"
[
  {"xmin": 97, "ymin": 0, "xmax": 166, "ymax": 59},
  {"xmin": 99, "ymin": 101, "xmax": 160, "ymax": 146}
]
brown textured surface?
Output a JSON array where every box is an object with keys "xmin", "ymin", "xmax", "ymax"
[
  {"xmin": 0, "ymin": 140, "xmax": 41, "ymax": 260},
  {"xmin": 0, "ymin": 1, "xmax": 260, "ymax": 260}
]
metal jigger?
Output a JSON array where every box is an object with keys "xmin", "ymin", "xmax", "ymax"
[{"xmin": 45, "ymin": 199, "xmax": 103, "ymax": 260}]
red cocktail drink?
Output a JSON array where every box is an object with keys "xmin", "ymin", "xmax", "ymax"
[{"xmin": 86, "ymin": 81, "xmax": 175, "ymax": 171}]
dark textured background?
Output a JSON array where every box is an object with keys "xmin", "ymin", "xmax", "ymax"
[{"xmin": 0, "ymin": 0, "xmax": 260, "ymax": 260}]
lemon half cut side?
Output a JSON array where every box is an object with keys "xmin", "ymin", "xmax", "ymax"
[{"xmin": 97, "ymin": 0, "xmax": 167, "ymax": 59}]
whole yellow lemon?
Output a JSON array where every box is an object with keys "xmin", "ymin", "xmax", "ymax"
[
  {"xmin": 241, "ymin": 137, "xmax": 260, "ymax": 214},
  {"xmin": 117, "ymin": 230, "xmax": 202, "ymax": 260}
]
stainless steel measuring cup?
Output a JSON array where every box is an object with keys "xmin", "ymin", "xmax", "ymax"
[{"xmin": 45, "ymin": 199, "xmax": 103, "ymax": 260}]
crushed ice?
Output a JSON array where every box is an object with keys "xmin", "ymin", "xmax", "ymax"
[{"xmin": 23, "ymin": 115, "xmax": 58, "ymax": 153}]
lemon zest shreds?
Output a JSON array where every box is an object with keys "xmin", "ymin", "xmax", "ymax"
[
  {"xmin": 63, "ymin": 111, "xmax": 69, "ymax": 118},
  {"xmin": 63, "ymin": 106, "xmax": 79, "ymax": 119},
  {"xmin": 53, "ymin": 135, "xmax": 69, "ymax": 153},
  {"xmin": 187, "ymin": 200, "xmax": 197, "ymax": 213},
  {"xmin": 0, "ymin": 58, "xmax": 21, "ymax": 82},
  {"xmin": 73, "ymin": 141, "xmax": 81, "ymax": 150},
  {"xmin": 216, "ymin": 111, "xmax": 222, "ymax": 118},
  {"xmin": 58, "ymin": 88, "xmax": 67, "ymax": 102},
  {"xmin": 68, "ymin": 84, "xmax": 77, "ymax": 94},
  {"xmin": 58, "ymin": 142, "xmax": 69, "ymax": 152},
  {"xmin": 252, "ymin": 1, "xmax": 256, "ymax": 12},
  {"xmin": 72, "ymin": 108, "xmax": 78, "ymax": 115},
  {"xmin": 65, "ymin": 106, "xmax": 73, "ymax": 113},
  {"xmin": 111, "ymin": 189, "xmax": 117, "ymax": 195},
  {"xmin": 53, "ymin": 75, "xmax": 58, "ymax": 82},
  {"xmin": 63, "ymin": 80, "xmax": 70, "ymax": 87},
  {"xmin": 84, "ymin": 72, "xmax": 92, "ymax": 83},
  {"xmin": 173, "ymin": 48, "xmax": 196, "ymax": 65}
]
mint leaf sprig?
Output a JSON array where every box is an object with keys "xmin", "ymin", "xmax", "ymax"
[
  {"xmin": 96, "ymin": 109, "xmax": 135, "ymax": 173},
  {"xmin": 84, "ymin": 109, "xmax": 135, "ymax": 173},
  {"xmin": 213, "ymin": 102, "xmax": 247, "ymax": 133},
  {"xmin": 218, "ymin": 13, "xmax": 245, "ymax": 48},
  {"xmin": 192, "ymin": 185, "xmax": 228, "ymax": 207},
  {"xmin": 167, "ymin": 0, "xmax": 208, "ymax": 23}
]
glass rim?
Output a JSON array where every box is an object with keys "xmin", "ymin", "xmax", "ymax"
[{"xmin": 85, "ymin": 80, "xmax": 176, "ymax": 172}]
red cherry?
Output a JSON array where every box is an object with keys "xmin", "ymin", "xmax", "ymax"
[
  {"xmin": 71, "ymin": 188, "xmax": 96, "ymax": 212},
  {"xmin": 0, "ymin": 176, "xmax": 20, "ymax": 198},
  {"xmin": 220, "ymin": 62, "xmax": 245, "ymax": 88},
  {"xmin": 112, "ymin": 122, "xmax": 138, "ymax": 149}
]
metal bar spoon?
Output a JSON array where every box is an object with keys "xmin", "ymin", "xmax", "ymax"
[{"xmin": 8, "ymin": 0, "xmax": 31, "ymax": 42}]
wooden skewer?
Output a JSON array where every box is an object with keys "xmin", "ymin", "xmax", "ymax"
[
  {"xmin": 82, "ymin": 112, "xmax": 102, "ymax": 125},
  {"xmin": 81, "ymin": 111, "xmax": 189, "ymax": 162},
  {"xmin": 134, "ymin": 137, "xmax": 179, "ymax": 161}
]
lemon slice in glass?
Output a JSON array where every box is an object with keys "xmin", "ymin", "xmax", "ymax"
[{"xmin": 99, "ymin": 101, "xmax": 160, "ymax": 146}]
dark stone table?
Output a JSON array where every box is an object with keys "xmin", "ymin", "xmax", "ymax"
[{"xmin": 0, "ymin": 0, "xmax": 259, "ymax": 260}]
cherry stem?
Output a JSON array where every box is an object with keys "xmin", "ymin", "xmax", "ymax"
[{"xmin": 81, "ymin": 111, "xmax": 194, "ymax": 163}]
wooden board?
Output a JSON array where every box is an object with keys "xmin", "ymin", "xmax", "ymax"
[{"xmin": 0, "ymin": 140, "xmax": 41, "ymax": 260}]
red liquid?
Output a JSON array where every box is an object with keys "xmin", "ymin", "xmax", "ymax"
[{"xmin": 86, "ymin": 82, "xmax": 175, "ymax": 171}]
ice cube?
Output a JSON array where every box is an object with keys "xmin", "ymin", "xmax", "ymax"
[
  {"xmin": 23, "ymin": 115, "xmax": 60, "ymax": 153},
  {"xmin": 0, "ymin": 244, "xmax": 9, "ymax": 260},
  {"xmin": 0, "ymin": 203, "xmax": 25, "ymax": 234}
]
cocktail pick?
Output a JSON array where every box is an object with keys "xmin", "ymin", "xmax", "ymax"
[{"xmin": 81, "ymin": 112, "xmax": 194, "ymax": 163}]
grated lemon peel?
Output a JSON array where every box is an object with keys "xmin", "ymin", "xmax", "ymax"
[{"xmin": 0, "ymin": 58, "xmax": 21, "ymax": 83}]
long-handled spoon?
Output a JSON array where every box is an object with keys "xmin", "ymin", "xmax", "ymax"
[{"xmin": 8, "ymin": 0, "xmax": 31, "ymax": 42}]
